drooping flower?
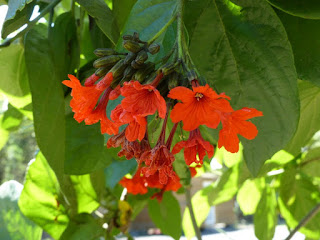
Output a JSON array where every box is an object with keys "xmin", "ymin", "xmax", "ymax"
[
  {"xmin": 109, "ymin": 85, "xmax": 121, "ymax": 100},
  {"xmin": 111, "ymin": 105, "xmax": 147, "ymax": 141},
  {"xmin": 151, "ymin": 172, "xmax": 182, "ymax": 202},
  {"xmin": 120, "ymin": 78, "xmax": 166, "ymax": 118},
  {"xmin": 84, "ymin": 73, "xmax": 100, "ymax": 86},
  {"xmin": 119, "ymin": 168, "xmax": 148, "ymax": 195},
  {"xmin": 172, "ymin": 128, "xmax": 214, "ymax": 165},
  {"xmin": 107, "ymin": 130, "xmax": 141, "ymax": 159},
  {"xmin": 218, "ymin": 107, "xmax": 263, "ymax": 153},
  {"xmin": 168, "ymin": 83, "xmax": 233, "ymax": 131}
]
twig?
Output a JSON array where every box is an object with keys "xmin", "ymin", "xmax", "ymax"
[
  {"xmin": 285, "ymin": 203, "xmax": 320, "ymax": 240},
  {"xmin": 185, "ymin": 187, "xmax": 202, "ymax": 240}
]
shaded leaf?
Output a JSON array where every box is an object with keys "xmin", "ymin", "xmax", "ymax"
[
  {"xmin": 1, "ymin": 104, "xmax": 23, "ymax": 131},
  {"xmin": 24, "ymin": 24, "xmax": 65, "ymax": 179},
  {"xmin": 113, "ymin": 0, "xmax": 137, "ymax": 32},
  {"xmin": 187, "ymin": 0, "xmax": 299, "ymax": 175},
  {"xmin": 148, "ymin": 192, "xmax": 181, "ymax": 240},
  {"xmin": 1, "ymin": 0, "xmax": 35, "ymax": 38},
  {"xmin": 76, "ymin": 0, "xmax": 119, "ymax": 45},
  {"xmin": 267, "ymin": 0, "xmax": 320, "ymax": 19},
  {"xmin": 60, "ymin": 213, "xmax": 103, "ymax": 240},
  {"xmin": 0, "ymin": 180, "xmax": 42, "ymax": 240}
]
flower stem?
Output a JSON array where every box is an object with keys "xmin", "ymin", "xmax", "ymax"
[
  {"xmin": 185, "ymin": 187, "xmax": 202, "ymax": 240},
  {"xmin": 285, "ymin": 203, "xmax": 320, "ymax": 240},
  {"xmin": 177, "ymin": 0, "xmax": 184, "ymax": 59},
  {"xmin": 147, "ymin": 15, "xmax": 176, "ymax": 45},
  {"xmin": 0, "ymin": 0, "xmax": 61, "ymax": 48}
]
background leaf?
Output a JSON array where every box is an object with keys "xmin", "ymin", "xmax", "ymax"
[
  {"xmin": 254, "ymin": 185, "xmax": 277, "ymax": 240},
  {"xmin": 148, "ymin": 192, "xmax": 181, "ymax": 240},
  {"xmin": 18, "ymin": 152, "xmax": 69, "ymax": 239},
  {"xmin": 286, "ymin": 81, "xmax": 320, "ymax": 156},
  {"xmin": 0, "ymin": 180, "xmax": 42, "ymax": 240},
  {"xmin": 76, "ymin": 0, "xmax": 119, "ymax": 45},
  {"xmin": 186, "ymin": 0, "xmax": 299, "ymax": 175}
]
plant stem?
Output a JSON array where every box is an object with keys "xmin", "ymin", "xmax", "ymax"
[
  {"xmin": 285, "ymin": 203, "xmax": 320, "ymax": 240},
  {"xmin": 147, "ymin": 15, "xmax": 176, "ymax": 45},
  {"xmin": 176, "ymin": 0, "xmax": 184, "ymax": 59},
  {"xmin": 0, "ymin": 0, "xmax": 61, "ymax": 48},
  {"xmin": 185, "ymin": 187, "xmax": 202, "ymax": 240}
]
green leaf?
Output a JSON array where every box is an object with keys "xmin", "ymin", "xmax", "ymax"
[
  {"xmin": 254, "ymin": 186, "xmax": 277, "ymax": 240},
  {"xmin": 65, "ymin": 114, "xmax": 114, "ymax": 175},
  {"xmin": 76, "ymin": 0, "xmax": 119, "ymax": 45},
  {"xmin": 278, "ymin": 168, "xmax": 320, "ymax": 239},
  {"xmin": 266, "ymin": 0, "xmax": 320, "ymax": 19},
  {"xmin": 88, "ymin": 16, "xmax": 113, "ymax": 50},
  {"xmin": 104, "ymin": 158, "xmax": 137, "ymax": 190},
  {"xmin": 214, "ymin": 145, "xmax": 243, "ymax": 167},
  {"xmin": 60, "ymin": 213, "xmax": 104, "ymax": 240},
  {"xmin": 0, "ymin": 125, "xmax": 9, "ymax": 151},
  {"xmin": 286, "ymin": 81, "xmax": 320, "ymax": 156},
  {"xmin": 0, "ymin": 180, "xmax": 42, "ymax": 240},
  {"xmin": 237, "ymin": 178, "xmax": 264, "ymax": 215},
  {"xmin": 0, "ymin": 43, "xmax": 31, "ymax": 109},
  {"xmin": 1, "ymin": 0, "xmax": 35, "ymax": 39},
  {"xmin": 18, "ymin": 152, "xmax": 69, "ymax": 239},
  {"xmin": 187, "ymin": 0, "xmax": 299, "ymax": 175},
  {"xmin": 117, "ymin": 0, "xmax": 177, "ymax": 58},
  {"xmin": 148, "ymin": 192, "xmax": 181, "ymax": 240},
  {"xmin": 49, "ymin": 12, "xmax": 80, "ymax": 79},
  {"xmin": 182, "ymin": 187, "xmax": 211, "ymax": 240},
  {"xmin": 276, "ymin": 10, "xmax": 320, "ymax": 86},
  {"xmin": 1, "ymin": 104, "xmax": 23, "ymax": 131},
  {"xmin": 25, "ymin": 24, "xmax": 65, "ymax": 178},
  {"xmin": 70, "ymin": 175, "xmax": 99, "ymax": 214},
  {"xmin": 113, "ymin": 0, "xmax": 137, "ymax": 32}
]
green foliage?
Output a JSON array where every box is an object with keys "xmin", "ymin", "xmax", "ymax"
[
  {"xmin": 186, "ymin": 0, "xmax": 299, "ymax": 176},
  {"xmin": 267, "ymin": 0, "xmax": 320, "ymax": 19},
  {"xmin": 148, "ymin": 192, "xmax": 181, "ymax": 240},
  {"xmin": 0, "ymin": 180, "xmax": 42, "ymax": 240},
  {"xmin": 18, "ymin": 152, "xmax": 69, "ymax": 239}
]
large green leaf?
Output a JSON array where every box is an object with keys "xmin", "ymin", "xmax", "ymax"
[
  {"xmin": 286, "ymin": 81, "xmax": 320, "ymax": 156},
  {"xmin": 18, "ymin": 152, "xmax": 69, "ymax": 240},
  {"xmin": 60, "ymin": 213, "xmax": 104, "ymax": 240},
  {"xmin": 24, "ymin": 24, "xmax": 65, "ymax": 179},
  {"xmin": 1, "ymin": 0, "xmax": 35, "ymax": 39},
  {"xmin": 278, "ymin": 168, "xmax": 320, "ymax": 239},
  {"xmin": 48, "ymin": 12, "xmax": 80, "ymax": 80},
  {"xmin": 187, "ymin": 0, "xmax": 299, "ymax": 175},
  {"xmin": 0, "ymin": 43, "xmax": 31, "ymax": 109},
  {"xmin": 76, "ymin": 0, "xmax": 119, "ymax": 45},
  {"xmin": 148, "ymin": 192, "xmax": 181, "ymax": 240},
  {"xmin": 65, "ymin": 114, "xmax": 114, "ymax": 175},
  {"xmin": 113, "ymin": 0, "xmax": 137, "ymax": 32},
  {"xmin": 0, "ymin": 180, "xmax": 42, "ymax": 240},
  {"xmin": 266, "ymin": 0, "xmax": 320, "ymax": 19},
  {"xmin": 117, "ymin": 0, "xmax": 177, "ymax": 59},
  {"xmin": 276, "ymin": 10, "xmax": 320, "ymax": 86},
  {"xmin": 254, "ymin": 186, "xmax": 277, "ymax": 240}
]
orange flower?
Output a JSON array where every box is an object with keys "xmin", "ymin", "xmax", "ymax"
[
  {"xmin": 111, "ymin": 105, "xmax": 147, "ymax": 141},
  {"xmin": 151, "ymin": 172, "xmax": 182, "ymax": 202},
  {"xmin": 172, "ymin": 128, "xmax": 214, "ymax": 165},
  {"xmin": 84, "ymin": 73, "xmax": 100, "ymax": 86},
  {"xmin": 168, "ymin": 84, "xmax": 233, "ymax": 131},
  {"xmin": 218, "ymin": 107, "xmax": 263, "ymax": 153},
  {"xmin": 119, "ymin": 168, "xmax": 148, "ymax": 195},
  {"xmin": 120, "ymin": 80, "xmax": 166, "ymax": 118},
  {"xmin": 109, "ymin": 85, "xmax": 121, "ymax": 100}
]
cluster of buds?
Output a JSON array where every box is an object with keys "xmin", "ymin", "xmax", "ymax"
[{"xmin": 63, "ymin": 33, "xmax": 263, "ymax": 201}]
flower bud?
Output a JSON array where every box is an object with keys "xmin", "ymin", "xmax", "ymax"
[
  {"xmin": 133, "ymin": 62, "xmax": 155, "ymax": 82},
  {"xmin": 124, "ymin": 52, "xmax": 136, "ymax": 65},
  {"xmin": 123, "ymin": 40, "xmax": 141, "ymax": 53},
  {"xmin": 148, "ymin": 43, "xmax": 160, "ymax": 55},
  {"xmin": 95, "ymin": 66, "xmax": 112, "ymax": 77},
  {"xmin": 160, "ymin": 62, "xmax": 180, "ymax": 76},
  {"xmin": 187, "ymin": 69, "xmax": 198, "ymax": 81},
  {"xmin": 135, "ymin": 50, "xmax": 148, "ymax": 65},
  {"xmin": 110, "ymin": 59, "xmax": 127, "ymax": 80},
  {"xmin": 131, "ymin": 60, "xmax": 145, "ymax": 69},
  {"xmin": 93, "ymin": 55, "xmax": 122, "ymax": 68},
  {"xmin": 168, "ymin": 72, "xmax": 179, "ymax": 90},
  {"xmin": 122, "ymin": 35, "xmax": 133, "ymax": 40},
  {"xmin": 93, "ymin": 48, "xmax": 116, "ymax": 57}
]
